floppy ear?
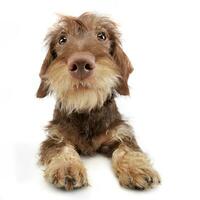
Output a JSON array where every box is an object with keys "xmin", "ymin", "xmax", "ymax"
[
  {"xmin": 36, "ymin": 49, "xmax": 52, "ymax": 98},
  {"xmin": 113, "ymin": 44, "xmax": 133, "ymax": 95}
]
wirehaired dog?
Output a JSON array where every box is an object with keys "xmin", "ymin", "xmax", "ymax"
[{"xmin": 37, "ymin": 12, "xmax": 160, "ymax": 191}]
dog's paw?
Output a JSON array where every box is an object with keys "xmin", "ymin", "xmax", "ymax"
[
  {"xmin": 117, "ymin": 165, "xmax": 160, "ymax": 190},
  {"xmin": 112, "ymin": 147, "xmax": 161, "ymax": 190},
  {"xmin": 44, "ymin": 157, "xmax": 88, "ymax": 190}
]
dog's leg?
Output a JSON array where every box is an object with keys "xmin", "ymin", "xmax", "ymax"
[
  {"xmin": 39, "ymin": 136, "xmax": 88, "ymax": 190},
  {"xmin": 101, "ymin": 123, "xmax": 160, "ymax": 190}
]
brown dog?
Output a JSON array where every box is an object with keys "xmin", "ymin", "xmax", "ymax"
[{"xmin": 37, "ymin": 12, "xmax": 160, "ymax": 191}]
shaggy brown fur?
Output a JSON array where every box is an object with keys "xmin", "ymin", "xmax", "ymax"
[{"xmin": 37, "ymin": 12, "xmax": 160, "ymax": 191}]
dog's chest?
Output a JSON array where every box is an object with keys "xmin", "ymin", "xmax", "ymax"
[
  {"xmin": 53, "ymin": 98, "xmax": 121, "ymax": 155},
  {"xmin": 70, "ymin": 112, "xmax": 109, "ymax": 138}
]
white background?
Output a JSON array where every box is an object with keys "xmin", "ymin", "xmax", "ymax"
[{"xmin": 0, "ymin": 0, "xmax": 200, "ymax": 199}]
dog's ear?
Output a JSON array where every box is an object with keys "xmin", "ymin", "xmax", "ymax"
[
  {"xmin": 36, "ymin": 49, "xmax": 52, "ymax": 98},
  {"xmin": 112, "ymin": 44, "xmax": 133, "ymax": 95}
]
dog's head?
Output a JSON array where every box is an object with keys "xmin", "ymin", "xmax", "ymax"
[{"xmin": 37, "ymin": 13, "xmax": 133, "ymax": 113}]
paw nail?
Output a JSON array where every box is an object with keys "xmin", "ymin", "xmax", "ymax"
[
  {"xmin": 65, "ymin": 176, "xmax": 76, "ymax": 186},
  {"xmin": 64, "ymin": 177, "xmax": 68, "ymax": 185},
  {"xmin": 71, "ymin": 178, "xmax": 76, "ymax": 185},
  {"xmin": 134, "ymin": 186, "xmax": 145, "ymax": 190}
]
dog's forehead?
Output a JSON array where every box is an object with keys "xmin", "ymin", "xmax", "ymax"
[
  {"xmin": 45, "ymin": 14, "xmax": 120, "ymax": 48},
  {"xmin": 57, "ymin": 14, "xmax": 116, "ymax": 34},
  {"xmin": 78, "ymin": 13, "xmax": 108, "ymax": 29}
]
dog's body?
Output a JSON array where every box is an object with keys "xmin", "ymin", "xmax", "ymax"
[{"xmin": 37, "ymin": 13, "xmax": 160, "ymax": 191}]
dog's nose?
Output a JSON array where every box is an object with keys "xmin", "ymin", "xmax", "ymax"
[{"xmin": 68, "ymin": 53, "xmax": 95, "ymax": 80}]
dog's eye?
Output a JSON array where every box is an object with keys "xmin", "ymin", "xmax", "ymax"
[
  {"xmin": 58, "ymin": 35, "xmax": 67, "ymax": 45},
  {"xmin": 97, "ymin": 32, "xmax": 106, "ymax": 41}
]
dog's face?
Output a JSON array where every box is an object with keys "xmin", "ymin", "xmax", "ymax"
[{"xmin": 37, "ymin": 13, "xmax": 133, "ymax": 113}]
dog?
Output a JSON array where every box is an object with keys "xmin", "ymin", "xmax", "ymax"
[{"xmin": 37, "ymin": 12, "xmax": 160, "ymax": 191}]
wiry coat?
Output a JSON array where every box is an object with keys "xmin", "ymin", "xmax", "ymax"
[{"xmin": 37, "ymin": 12, "xmax": 160, "ymax": 191}]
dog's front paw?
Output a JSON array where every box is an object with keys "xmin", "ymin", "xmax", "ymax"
[
  {"xmin": 44, "ymin": 156, "xmax": 88, "ymax": 190},
  {"xmin": 112, "ymin": 147, "xmax": 160, "ymax": 190}
]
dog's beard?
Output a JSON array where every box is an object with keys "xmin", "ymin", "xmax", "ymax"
[{"xmin": 45, "ymin": 58, "xmax": 120, "ymax": 113}]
